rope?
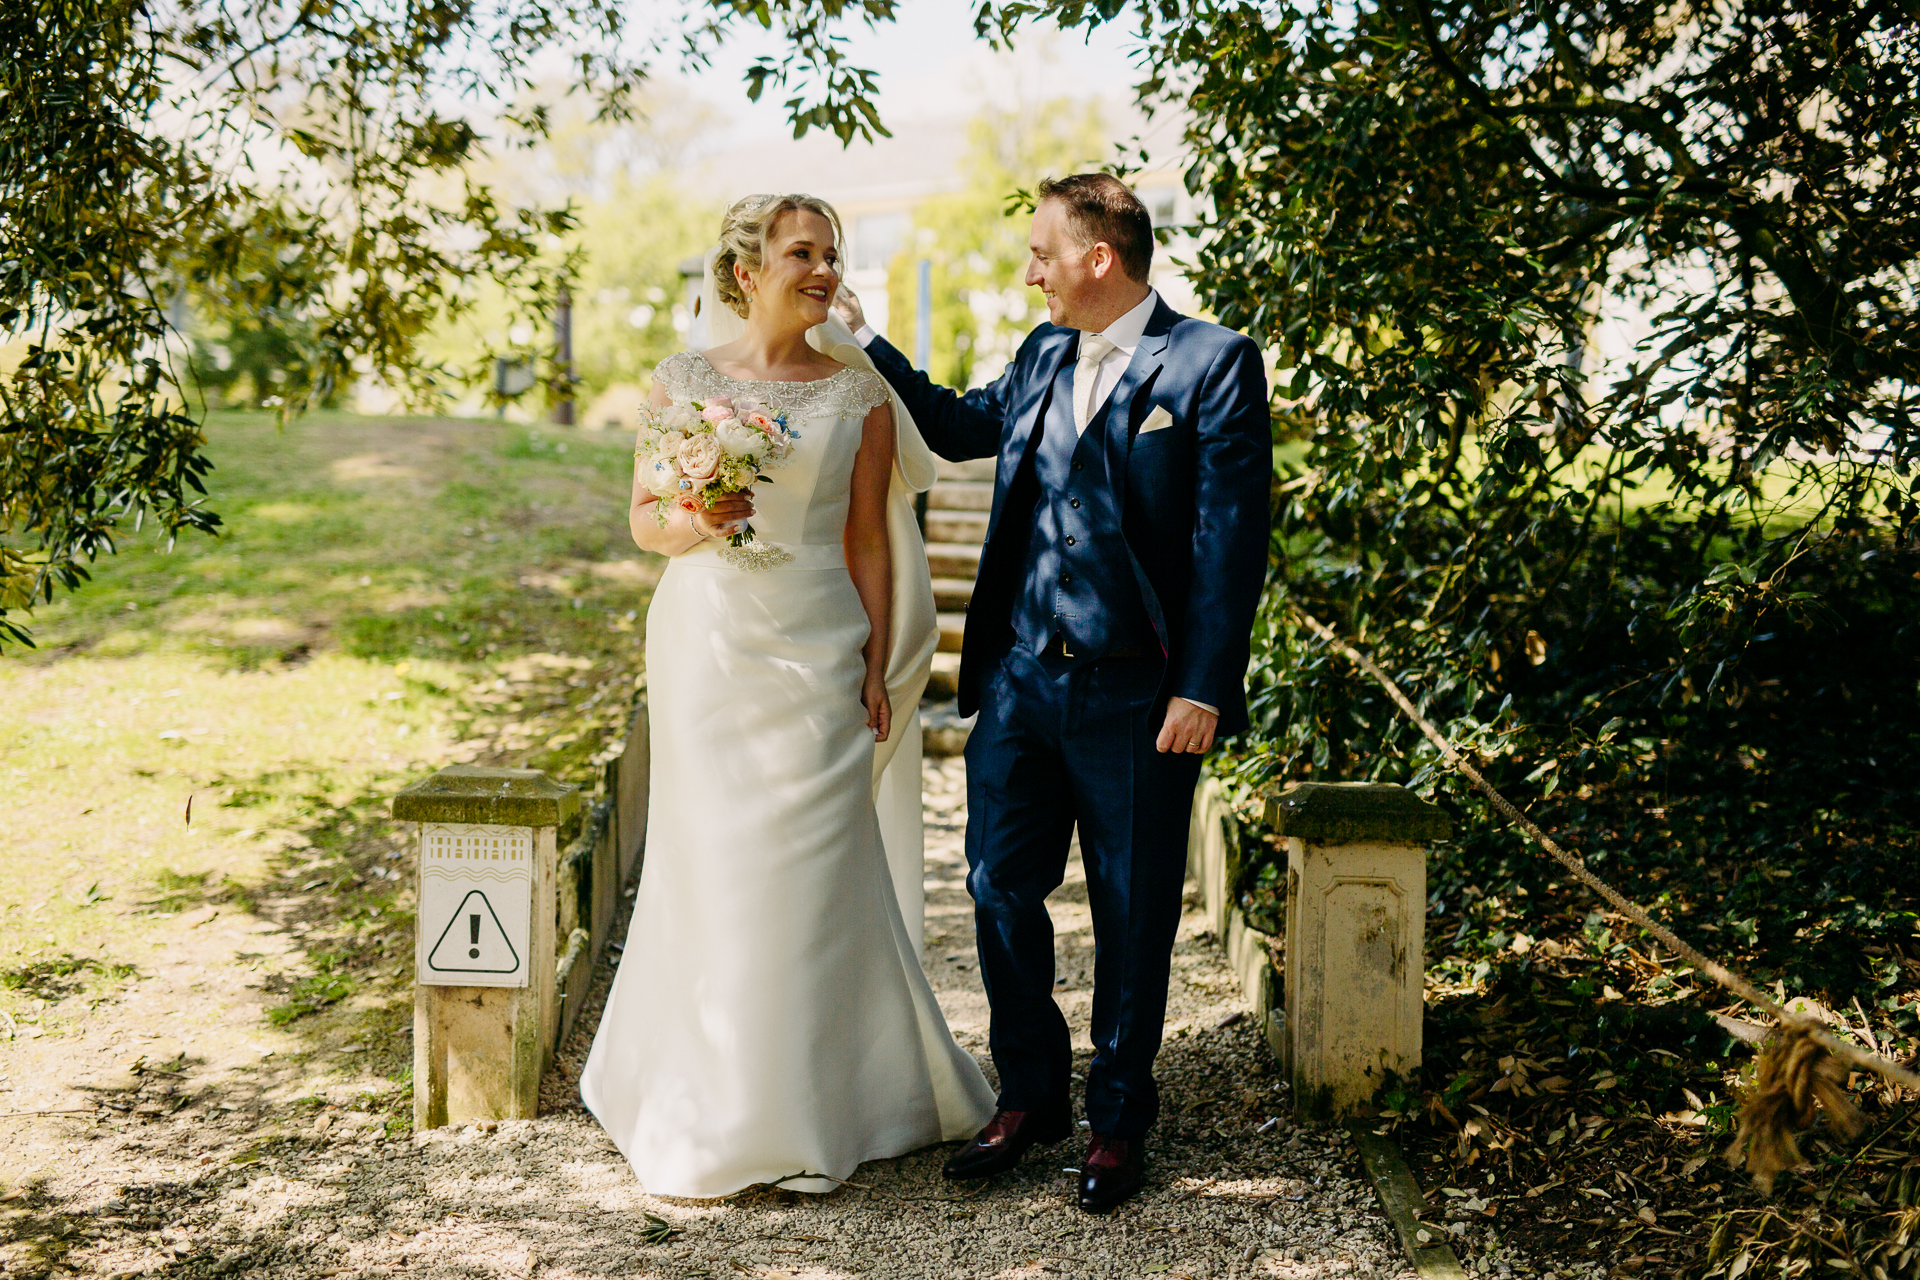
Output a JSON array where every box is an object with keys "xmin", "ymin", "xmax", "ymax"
[{"xmin": 1290, "ymin": 606, "xmax": 1920, "ymax": 1179}]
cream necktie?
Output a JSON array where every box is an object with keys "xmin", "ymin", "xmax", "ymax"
[{"xmin": 1073, "ymin": 333, "xmax": 1117, "ymax": 434}]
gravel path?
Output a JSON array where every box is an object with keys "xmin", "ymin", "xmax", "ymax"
[{"xmin": 6, "ymin": 758, "xmax": 1426, "ymax": 1280}]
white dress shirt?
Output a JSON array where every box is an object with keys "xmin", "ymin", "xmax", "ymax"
[{"xmin": 1073, "ymin": 288, "xmax": 1157, "ymax": 434}]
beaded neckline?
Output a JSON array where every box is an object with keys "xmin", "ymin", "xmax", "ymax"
[
  {"xmin": 693, "ymin": 352, "xmax": 857, "ymax": 388},
  {"xmin": 654, "ymin": 351, "xmax": 889, "ymax": 420}
]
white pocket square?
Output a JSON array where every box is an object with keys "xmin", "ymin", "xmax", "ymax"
[{"xmin": 1137, "ymin": 406, "xmax": 1174, "ymax": 435}]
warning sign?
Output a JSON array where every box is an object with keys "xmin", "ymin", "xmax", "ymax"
[
  {"xmin": 416, "ymin": 823, "xmax": 532, "ymax": 988},
  {"xmin": 426, "ymin": 890, "xmax": 521, "ymax": 975}
]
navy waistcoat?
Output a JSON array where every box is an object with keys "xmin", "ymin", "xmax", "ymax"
[{"xmin": 1012, "ymin": 354, "xmax": 1156, "ymax": 660}]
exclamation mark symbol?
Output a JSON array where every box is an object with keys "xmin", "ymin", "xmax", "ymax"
[{"xmin": 468, "ymin": 914, "xmax": 480, "ymax": 959}]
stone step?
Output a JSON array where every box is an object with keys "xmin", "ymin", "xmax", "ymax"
[
  {"xmin": 937, "ymin": 612, "xmax": 967, "ymax": 653},
  {"xmin": 926, "ymin": 542, "xmax": 983, "ymax": 580},
  {"xmin": 926, "ymin": 652, "xmax": 962, "ymax": 701},
  {"xmin": 937, "ymin": 457, "xmax": 996, "ymax": 483},
  {"xmin": 926, "ymin": 510, "xmax": 989, "ymax": 546},
  {"xmin": 927, "ymin": 480, "xmax": 992, "ymax": 512},
  {"xmin": 931, "ymin": 576, "xmax": 974, "ymax": 610},
  {"xmin": 920, "ymin": 701, "xmax": 975, "ymax": 757}
]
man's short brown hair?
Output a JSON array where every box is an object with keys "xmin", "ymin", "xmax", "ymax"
[{"xmin": 1037, "ymin": 174, "xmax": 1153, "ymax": 284}]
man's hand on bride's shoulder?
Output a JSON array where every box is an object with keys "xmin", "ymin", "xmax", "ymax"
[{"xmin": 832, "ymin": 285, "xmax": 865, "ymax": 333}]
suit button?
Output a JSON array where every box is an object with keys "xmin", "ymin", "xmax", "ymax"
[
  {"xmin": 1062, "ymin": 573, "xmax": 1074, "ymax": 584},
  {"xmin": 1070, "ymin": 498, "xmax": 1081, "ymax": 509},
  {"xmin": 1072, "ymin": 461, "xmax": 1084, "ymax": 472},
  {"xmin": 1065, "ymin": 536, "xmax": 1077, "ymax": 546}
]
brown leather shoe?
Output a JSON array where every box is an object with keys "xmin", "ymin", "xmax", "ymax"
[
  {"xmin": 942, "ymin": 1108, "xmax": 1073, "ymax": 1180},
  {"xmin": 1077, "ymin": 1134, "xmax": 1144, "ymax": 1211}
]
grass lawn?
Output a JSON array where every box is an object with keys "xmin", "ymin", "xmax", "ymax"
[{"xmin": 0, "ymin": 411, "xmax": 656, "ymax": 1112}]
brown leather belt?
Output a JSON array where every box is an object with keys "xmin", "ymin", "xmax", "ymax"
[{"xmin": 1043, "ymin": 637, "xmax": 1155, "ymax": 661}]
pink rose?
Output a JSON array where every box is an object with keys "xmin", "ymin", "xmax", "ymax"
[
  {"xmin": 698, "ymin": 399, "xmax": 734, "ymax": 423},
  {"xmin": 677, "ymin": 433, "xmax": 724, "ymax": 482},
  {"xmin": 740, "ymin": 410, "xmax": 777, "ymax": 434}
]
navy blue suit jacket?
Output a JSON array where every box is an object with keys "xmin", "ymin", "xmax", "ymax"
[{"xmin": 865, "ymin": 297, "xmax": 1271, "ymax": 736}]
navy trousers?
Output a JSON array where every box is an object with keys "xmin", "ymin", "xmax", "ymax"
[{"xmin": 962, "ymin": 644, "xmax": 1204, "ymax": 1139}]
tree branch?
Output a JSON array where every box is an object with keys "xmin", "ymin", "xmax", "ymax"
[{"xmin": 1398, "ymin": 0, "xmax": 1728, "ymax": 203}]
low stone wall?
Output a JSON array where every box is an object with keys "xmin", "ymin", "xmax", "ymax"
[
  {"xmin": 555, "ymin": 700, "xmax": 650, "ymax": 1050},
  {"xmin": 1186, "ymin": 774, "xmax": 1286, "ymax": 1063}
]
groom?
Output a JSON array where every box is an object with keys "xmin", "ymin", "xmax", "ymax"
[{"xmin": 836, "ymin": 174, "xmax": 1270, "ymax": 1211}]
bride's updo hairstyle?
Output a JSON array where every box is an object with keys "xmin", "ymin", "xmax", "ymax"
[{"xmin": 713, "ymin": 193, "xmax": 846, "ymax": 319}]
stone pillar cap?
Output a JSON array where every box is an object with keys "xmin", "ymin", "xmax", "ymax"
[
  {"xmin": 1265, "ymin": 781, "xmax": 1450, "ymax": 843},
  {"xmin": 393, "ymin": 765, "xmax": 582, "ymax": 827}
]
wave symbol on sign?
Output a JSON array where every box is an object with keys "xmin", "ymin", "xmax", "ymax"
[{"xmin": 426, "ymin": 889, "xmax": 521, "ymax": 974}]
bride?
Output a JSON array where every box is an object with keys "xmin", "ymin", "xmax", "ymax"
[{"xmin": 579, "ymin": 193, "xmax": 997, "ymax": 1198}]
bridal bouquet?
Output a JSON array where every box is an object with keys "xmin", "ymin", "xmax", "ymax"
[{"xmin": 634, "ymin": 396, "xmax": 798, "ymax": 550}]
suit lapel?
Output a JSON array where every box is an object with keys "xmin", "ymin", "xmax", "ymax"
[
  {"xmin": 999, "ymin": 329, "xmax": 1076, "ymax": 492},
  {"xmin": 1103, "ymin": 298, "xmax": 1178, "ymax": 481},
  {"xmin": 985, "ymin": 329, "xmax": 1075, "ymax": 540}
]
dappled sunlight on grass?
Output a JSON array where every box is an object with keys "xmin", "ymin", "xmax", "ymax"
[
  {"xmin": 1, "ymin": 409, "xmax": 657, "ymax": 1091},
  {"xmin": 245, "ymin": 502, "xmax": 325, "ymax": 525}
]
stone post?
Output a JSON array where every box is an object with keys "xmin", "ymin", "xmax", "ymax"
[
  {"xmin": 1266, "ymin": 782, "xmax": 1450, "ymax": 1120},
  {"xmin": 393, "ymin": 765, "xmax": 580, "ymax": 1130}
]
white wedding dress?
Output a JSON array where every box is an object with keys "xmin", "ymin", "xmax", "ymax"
[{"xmin": 579, "ymin": 298, "xmax": 996, "ymax": 1199}]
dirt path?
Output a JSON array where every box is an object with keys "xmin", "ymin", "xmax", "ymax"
[{"xmin": 0, "ymin": 758, "xmax": 1513, "ymax": 1280}]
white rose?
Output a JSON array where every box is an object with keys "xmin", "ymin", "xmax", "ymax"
[
  {"xmin": 657, "ymin": 428, "xmax": 687, "ymax": 450},
  {"xmin": 715, "ymin": 418, "xmax": 764, "ymax": 459},
  {"xmin": 644, "ymin": 452, "xmax": 683, "ymax": 496},
  {"xmin": 660, "ymin": 404, "xmax": 694, "ymax": 429}
]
